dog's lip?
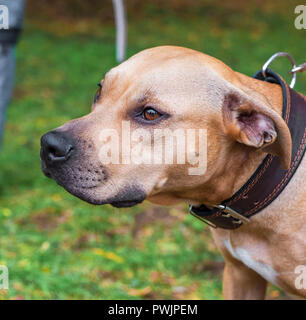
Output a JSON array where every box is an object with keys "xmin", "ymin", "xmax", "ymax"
[
  {"xmin": 40, "ymin": 157, "xmax": 145, "ymax": 207},
  {"xmin": 44, "ymin": 171, "xmax": 52, "ymax": 178},
  {"xmin": 110, "ymin": 199, "xmax": 144, "ymax": 208},
  {"xmin": 41, "ymin": 159, "xmax": 52, "ymax": 178}
]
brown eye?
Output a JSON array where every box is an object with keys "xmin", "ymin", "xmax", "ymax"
[{"xmin": 143, "ymin": 108, "xmax": 161, "ymax": 121}]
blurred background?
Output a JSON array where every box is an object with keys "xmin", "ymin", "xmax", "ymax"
[{"xmin": 0, "ymin": 0, "xmax": 305, "ymax": 299}]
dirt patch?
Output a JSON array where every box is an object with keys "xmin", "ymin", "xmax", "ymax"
[
  {"xmin": 132, "ymin": 206, "xmax": 181, "ymax": 237},
  {"xmin": 31, "ymin": 209, "xmax": 71, "ymax": 231}
]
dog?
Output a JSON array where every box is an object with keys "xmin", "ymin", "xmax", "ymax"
[{"xmin": 40, "ymin": 46, "xmax": 306, "ymax": 299}]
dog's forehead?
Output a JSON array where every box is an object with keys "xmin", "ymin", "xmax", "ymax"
[
  {"xmin": 105, "ymin": 48, "xmax": 221, "ymax": 95},
  {"xmin": 98, "ymin": 46, "xmax": 231, "ymax": 112},
  {"xmin": 109, "ymin": 48, "xmax": 201, "ymax": 82}
]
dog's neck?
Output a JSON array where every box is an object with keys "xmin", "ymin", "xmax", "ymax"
[{"xmin": 184, "ymin": 73, "xmax": 284, "ymax": 206}]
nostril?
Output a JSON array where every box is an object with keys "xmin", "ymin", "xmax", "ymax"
[
  {"xmin": 48, "ymin": 145, "xmax": 73, "ymax": 162},
  {"xmin": 41, "ymin": 131, "xmax": 75, "ymax": 163},
  {"xmin": 65, "ymin": 145, "xmax": 74, "ymax": 158},
  {"xmin": 48, "ymin": 147, "xmax": 58, "ymax": 157},
  {"xmin": 48, "ymin": 145, "xmax": 72, "ymax": 158}
]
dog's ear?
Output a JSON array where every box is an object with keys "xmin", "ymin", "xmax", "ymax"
[{"xmin": 222, "ymin": 91, "xmax": 292, "ymax": 169}]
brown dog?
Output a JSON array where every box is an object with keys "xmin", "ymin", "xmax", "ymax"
[{"xmin": 40, "ymin": 46, "xmax": 306, "ymax": 299}]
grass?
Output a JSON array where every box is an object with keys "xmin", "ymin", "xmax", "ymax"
[{"xmin": 0, "ymin": 4, "xmax": 305, "ymax": 299}]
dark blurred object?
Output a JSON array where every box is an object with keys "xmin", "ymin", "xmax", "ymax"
[
  {"xmin": 112, "ymin": 0, "xmax": 127, "ymax": 62},
  {"xmin": 0, "ymin": 0, "xmax": 26, "ymax": 146}
]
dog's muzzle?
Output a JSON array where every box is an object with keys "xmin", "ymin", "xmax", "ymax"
[
  {"xmin": 40, "ymin": 130, "xmax": 108, "ymax": 204},
  {"xmin": 40, "ymin": 130, "xmax": 146, "ymax": 207}
]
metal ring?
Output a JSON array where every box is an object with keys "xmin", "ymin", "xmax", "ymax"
[{"xmin": 262, "ymin": 52, "xmax": 297, "ymax": 88}]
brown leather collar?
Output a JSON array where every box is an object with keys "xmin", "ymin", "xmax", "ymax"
[{"xmin": 189, "ymin": 69, "xmax": 306, "ymax": 229}]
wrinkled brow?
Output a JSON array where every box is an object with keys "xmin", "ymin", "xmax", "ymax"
[{"xmin": 137, "ymin": 89, "xmax": 156, "ymax": 104}]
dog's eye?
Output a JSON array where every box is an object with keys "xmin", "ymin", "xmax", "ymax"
[
  {"xmin": 142, "ymin": 107, "xmax": 161, "ymax": 121},
  {"xmin": 94, "ymin": 82, "xmax": 103, "ymax": 104}
]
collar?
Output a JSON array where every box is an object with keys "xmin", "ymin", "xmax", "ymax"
[{"xmin": 189, "ymin": 69, "xmax": 306, "ymax": 229}]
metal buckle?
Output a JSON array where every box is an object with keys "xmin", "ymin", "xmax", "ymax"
[
  {"xmin": 262, "ymin": 52, "xmax": 296, "ymax": 89},
  {"xmin": 213, "ymin": 204, "xmax": 250, "ymax": 224},
  {"xmin": 188, "ymin": 205, "xmax": 217, "ymax": 228}
]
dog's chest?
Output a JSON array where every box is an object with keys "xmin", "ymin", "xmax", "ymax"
[
  {"xmin": 222, "ymin": 225, "xmax": 306, "ymax": 295},
  {"xmin": 223, "ymin": 239, "xmax": 278, "ymax": 285}
]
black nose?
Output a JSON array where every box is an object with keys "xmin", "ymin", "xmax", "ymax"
[{"xmin": 41, "ymin": 131, "xmax": 74, "ymax": 163}]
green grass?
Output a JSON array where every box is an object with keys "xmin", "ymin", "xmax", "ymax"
[{"xmin": 0, "ymin": 6, "xmax": 305, "ymax": 299}]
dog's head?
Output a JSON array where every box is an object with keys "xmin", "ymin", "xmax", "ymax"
[{"xmin": 40, "ymin": 46, "xmax": 291, "ymax": 207}]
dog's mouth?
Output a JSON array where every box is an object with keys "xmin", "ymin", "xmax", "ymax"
[
  {"xmin": 109, "ymin": 199, "xmax": 144, "ymax": 208},
  {"xmin": 41, "ymin": 157, "xmax": 146, "ymax": 207},
  {"xmin": 40, "ymin": 154, "xmax": 106, "ymax": 201},
  {"xmin": 99, "ymin": 185, "xmax": 146, "ymax": 208},
  {"xmin": 41, "ymin": 158, "xmax": 52, "ymax": 178}
]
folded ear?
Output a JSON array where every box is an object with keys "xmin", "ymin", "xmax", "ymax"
[{"xmin": 222, "ymin": 91, "xmax": 292, "ymax": 169}]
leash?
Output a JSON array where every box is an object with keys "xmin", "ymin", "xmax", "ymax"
[
  {"xmin": 189, "ymin": 52, "xmax": 306, "ymax": 229},
  {"xmin": 112, "ymin": 0, "xmax": 127, "ymax": 63}
]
